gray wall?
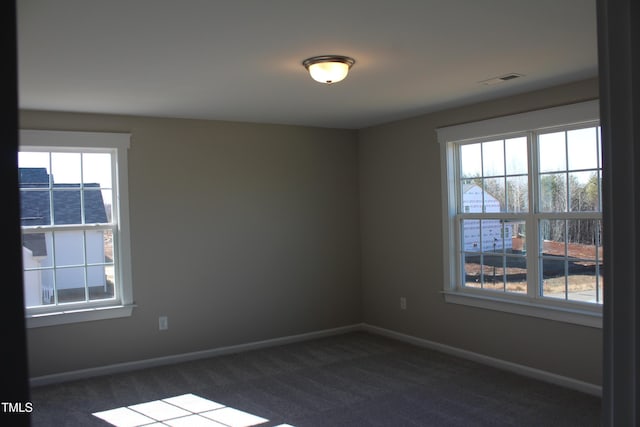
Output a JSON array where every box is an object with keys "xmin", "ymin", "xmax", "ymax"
[
  {"xmin": 22, "ymin": 78, "xmax": 603, "ymax": 386},
  {"xmin": 21, "ymin": 112, "xmax": 362, "ymax": 377},
  {"xmin": 358, "ymin": 77, "xmax": 602, "ymax": 385}
]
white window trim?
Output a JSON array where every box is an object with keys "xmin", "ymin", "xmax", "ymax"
[
  {"xmin": 437, "ymin": 100, "xmax": 602, "ymax": 328},
  {"xmin": 19, "ymin": 130, "xmax": 135, "ymax": 328}
]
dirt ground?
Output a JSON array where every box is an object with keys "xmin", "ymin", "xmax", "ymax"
[
  {"xmin": 464, "ymin": 237, "xmax": 603, "ymax": 296},
  {"xmin": 512, "ymin": 236, "xmax": 602, "ymax": 259}
]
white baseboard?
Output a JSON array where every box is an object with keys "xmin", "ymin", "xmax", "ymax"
[
  {"xmin": 362, "ymin": 323, "xmax": 602, "ymax": 397},
  {"xmin": 30, "ymin": 322, "xmax": 602, "ymax": 398},
  {"xmin": 30, "ymin": 323, "xmax": 362, "ymax": 387}
]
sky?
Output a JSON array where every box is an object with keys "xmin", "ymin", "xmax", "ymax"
[
  {"xmin": 18, "ymin": 151, "xmax": 113, "ymax": 189},
  {"xmin": 460, "ymin": 126, "xmax": 601, "ymax": 184}
]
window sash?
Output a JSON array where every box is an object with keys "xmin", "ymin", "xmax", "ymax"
[
  {"xmin": 453, "ymin": 137, "xmax": 603, "ymax": 303},
  {"xmin": 19, "ymin": 130, "xmax": 133, "ymax": 326}
]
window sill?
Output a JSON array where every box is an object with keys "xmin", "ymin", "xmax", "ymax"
[
  {"xmin": 442, "ymin": 291, "xmax": 602, "ymax": 328},
  {"xmin": 26, "ymin": 304, "xmax": 136, "ymax": 328}
]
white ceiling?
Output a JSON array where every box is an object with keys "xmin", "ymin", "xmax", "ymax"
[{"xmin": 17, "ymin": 0, "xmax": 598, "ymax": 129}]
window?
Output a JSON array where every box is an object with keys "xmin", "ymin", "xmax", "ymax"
[
  {"xmin": 19, "ymin": 130, "xmax": 134, "ymax": 327},
  {"xmin": 437, "ymin": 100, "xmax": 602, "ymax": 327}
]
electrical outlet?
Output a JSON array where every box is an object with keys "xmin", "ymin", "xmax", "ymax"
[
  {"xmin": 400, "ymin": 297, "xmax": 407, "ymax": 310},
  {"xmin": 158, "ymin": 315, "xmax": 168, "ymax": 331}
]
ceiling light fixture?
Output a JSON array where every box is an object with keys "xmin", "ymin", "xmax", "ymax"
[{"xmin": 302, "ymin": 55, "xmax": 355, "ymax": 84}]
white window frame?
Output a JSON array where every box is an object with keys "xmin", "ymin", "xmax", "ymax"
[
  {"xmin": 437, "ymin": 100, "xmax": 602, "ymax": 328},
  {"xmin": 19, "ymin": 130, "xmax": 135, "ymax": 328}
]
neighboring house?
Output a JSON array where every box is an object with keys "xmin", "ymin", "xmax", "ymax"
[
  {"xmin": 462, "ymin": 184, "xmax": 513, "ymax": 252},
  {"xmin": 20, "ymin": 167, "xmax": 108, "ymax": 307}
]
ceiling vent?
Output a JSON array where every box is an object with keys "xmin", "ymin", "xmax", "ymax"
[{"xmin": 479, "ymin": 73, "xmax": 524, "ymax": 85}]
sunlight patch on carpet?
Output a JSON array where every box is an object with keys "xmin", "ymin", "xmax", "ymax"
[{"xmin": 92, "ymin": 392, "xmax": 293, "ymax": 427}]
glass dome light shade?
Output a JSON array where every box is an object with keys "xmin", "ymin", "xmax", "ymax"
[
  {"xmin": 308, "ymin": 61, "xmax": 349, "ymax": 84},
  {"xmin": 303, "ymin": 56, "xmax": 355, "ymax": 84}
]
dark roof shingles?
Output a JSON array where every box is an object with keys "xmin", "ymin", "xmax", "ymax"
[{"xmin": 19, "ymin": 168, "xmax": 108, "ymax": 226}]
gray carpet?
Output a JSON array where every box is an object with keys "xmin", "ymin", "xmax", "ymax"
[{"xmin": 28, "ymin": 331, "xmax": 601, "ymax": 426}]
